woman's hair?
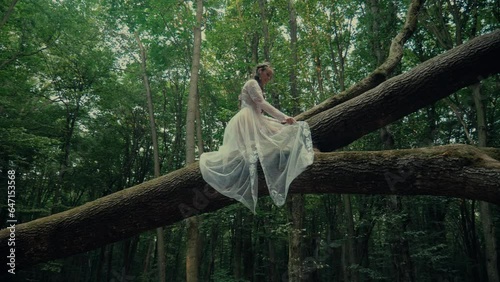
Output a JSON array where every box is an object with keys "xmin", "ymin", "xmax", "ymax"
[{"xmin": 254, "ymin": 62, "xmax": 272, "ymax": 83}]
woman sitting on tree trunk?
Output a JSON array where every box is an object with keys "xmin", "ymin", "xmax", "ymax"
[{"xmin": 199, "ymin": 62, "xmax": 314, "ymax": 213}]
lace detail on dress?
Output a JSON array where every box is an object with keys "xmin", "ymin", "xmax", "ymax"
[
  {"xmin": 302, "ymin": 124, "xmax": 314, "ymax": 162},
  {"xmin": 248, "ymin": 149, "xmax": 258, "ymax": 187},
  {"xmin": 302, "ymin": 125, "xmax": 312, "ymax": 150}
]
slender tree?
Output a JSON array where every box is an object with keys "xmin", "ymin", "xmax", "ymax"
[
  {"xmin": 185, "ymin": 1, "xmax": 204, "ymax": 281},
  {"xmin": 286, "ymin": 1, "xmax": 306, "ymax": 281},
  {"xmin": 135, "ymin": 32, "xmax": 167, "ymax": 282},
  {"xmin": 473, "ymin": 82, "xmax": 499, "ymax": 282}
]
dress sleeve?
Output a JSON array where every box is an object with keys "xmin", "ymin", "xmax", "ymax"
[{"xmin": 246, "ymin": 80, "xmax": 287, "ymax": 122}]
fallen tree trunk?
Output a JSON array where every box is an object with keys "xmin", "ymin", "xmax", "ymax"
[{"xmin": 1, "ymin": 145, "xmax": 499, "ymax": 272}]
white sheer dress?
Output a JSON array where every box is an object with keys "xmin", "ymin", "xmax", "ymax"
[{"xmin": 199, "ymin": 79, "xmax": 314, "ymax": 213}]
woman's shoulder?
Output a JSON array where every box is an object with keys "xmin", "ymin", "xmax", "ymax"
[
  {"xmin": 244, "ymin": 79, "xmax": 259, "ymax": 86},
  {"xmin": 243, "ymin": 79, "xmax": 259, "ymax": 90}
]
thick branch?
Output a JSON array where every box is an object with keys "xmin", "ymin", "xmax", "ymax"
[
  {"xmin": 310, "ymin": 29, "xmax": 500, "ymax": 151},
  {"xmin": 1, "ymin": 145, "xmax": 499, "ymax": 272},
  {"xmin": 297, "ymin": 0, "xmax": 424, "ymax": 121},
  {"xmin": 295, "ymin": 145, "xmax": 500, "ymax": 200}
]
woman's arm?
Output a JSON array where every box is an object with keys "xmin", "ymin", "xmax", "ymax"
[{"xmin": 246, "ymin": 80, "xmax": 293, "ymax": 123}]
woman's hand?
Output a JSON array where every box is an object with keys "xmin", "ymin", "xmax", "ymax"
[{"xmin": 282, "ymin": 116, "xmax": 296, "ymax": 125}]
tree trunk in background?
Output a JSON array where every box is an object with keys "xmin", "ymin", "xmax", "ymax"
[
  {"xmin": 95, "ymin": 246, "xmax": 106, "ymax": 282},
  {"xmin": 472, "ymin": 82, "xmax": 499, "ymax": 282},
  {"xmin": 258, "ymin": 0, "xmax": 270, "ymax": 62},
  {"xmin": 327, "ymin": 3, "xmax": 350, "ymax": 93},
  {"xmin": 171, "ymin": 83, "xmax": 185, "ymax": 169},
  {"xmin": 267, "ymin": 230, "xmax": 278, "ymax": 282},
  {"xmin": 186, "ymin": 217, "xmax": 202, "ymax": 282},
  {"xmin": 122, "ymin": 236, "xmax": 139, "ymax": 280},
  {"xmin": 287, "ymin": 1, "xmax": 305, "ymax": 281},
  {"xmin": 250, "ymin": 218, "xmax": 260, "ymax": 281},
  {"xmin": 232, "ymin": 210, "xmax": 243, "ymax": 279},
  {"xmin": 314, "ymin": 51, "xmax": 324, "ymax": 100},
  {"xmin": 472, "ymin": 84, "xmax": 487, "ymax": 147},
  {"xmin": 195, "ymin": 90, "xmax": 204, "ymax": 156},
  {"xmin": 53, "ymin": 100, "xmax": 80, "ymax": 214},
  {"xmin": 105, "ymin": 244, "xmax": 114, "ymax": 282},
  {"xmin": 388, "ymin": 197, "xmax": 414, "ymax": 282},
  {"xmin": 460, "ymin": 200, "xmax": 483, "ymax": 280},
  {"xmin": 342, "ymin": 194, "xmax": 358, "ymax": 282},
  {"xmin": 142, "ymin": 239, "xmax": 155, "ymax": 282},
  {"xmin": 355, "ymin": 197, "xmax": 376, "ymax": 276},
  {"xmin": 169, "ymin": 229, "xmax": 184, "ymax": 281},
  {"xmin": 185, "ymin": 1, "xmax": 203, "ymax": 281},
  {"xmin": 258, "ymin": 0, "xmax": 278, "ymax": 107},
  {"xmin": 288, "ymin": 0, "xmax": 299, "ymax": 115},
  {"xmin": 206, "ymin": 223, "xmax": 219, "ymax": 280},
  {"xmin": 288, "ymin": 195, "xmax": 304, "ymax": 281},
  {"xmin": 186, "ymin": 0, "xmax": 202, "ymax": 166},
  {"xmin": 251, "ymin": 31, "xmax": 259, "ymax": 67},
  {"xmin": 135, "ymin": 32, "xmax": 166, "ymax": 282}
]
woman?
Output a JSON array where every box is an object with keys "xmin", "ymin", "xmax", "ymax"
[{"xmin": 199, "ymin": 62, "xmax": 314, "ymax": 213}]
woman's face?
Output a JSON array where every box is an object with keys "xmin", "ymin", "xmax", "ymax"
[{"xmin": 260, "ymin": 68, "xmax": 274, "ymax": 86}]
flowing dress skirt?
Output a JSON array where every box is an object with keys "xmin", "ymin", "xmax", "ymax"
[{"xmin": 199, "ymin": 105, "xmax": 314, "ymax": 213}]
